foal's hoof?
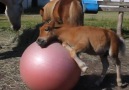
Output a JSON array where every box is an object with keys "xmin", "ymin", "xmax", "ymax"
[
  {"xmin": 81, "ymin": 66, "xmax": 88, "ymax": 73},
  {"xmin": 117, "ymin": 82, "xmax": 122, "ymax": 87}
]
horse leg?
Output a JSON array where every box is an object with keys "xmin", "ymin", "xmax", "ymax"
[
  {"xmin": 95, "ymin": 55, "xmax": 109, "ymax": 86},
  {"xmin": 71, "ymin": 49, "xmax": 88, "ymax": 73},
  {"xmin": 62, "ymin": 43, "xmax": 88, "ymax": 73},
  {"xmin": 111, "ymin": 56, "xmax": 122, "ymax": 86}
]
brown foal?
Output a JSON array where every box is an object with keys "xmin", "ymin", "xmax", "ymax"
[{"xmin": 36, "ymin": 21, "xmax": 125, "ymax": 86}]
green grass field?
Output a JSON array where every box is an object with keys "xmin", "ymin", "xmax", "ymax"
[{"xmin": 0, "ymin": 11, "xmax": 129, "ymax": 38}]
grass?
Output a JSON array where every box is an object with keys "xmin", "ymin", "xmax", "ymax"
[
  {"xmin": 21, "ymin": 15, "xmax": 41, "ymax": 29},
  {"xmin": 84, "ymin": 12, "xmax": 129, "ymax": 28},
  {"xmin": 84, "ymin": 12, "xmax": 129, "ymax": 38},
  {"xmin": 0, "ymin": 11, "xmax": 129, "ymax": 38},
  {"xmin": 0, "ymin": 15, "xmax": 41, "ymax": 31}
]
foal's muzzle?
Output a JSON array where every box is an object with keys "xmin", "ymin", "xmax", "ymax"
[{"xmin": 36, "ymin": 38, "xmax": 47, "ymax": 47}]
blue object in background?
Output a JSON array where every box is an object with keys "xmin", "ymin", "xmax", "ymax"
[{"xmin": 82, "ymin": 0, "xmax": 99, "ymax": 13}]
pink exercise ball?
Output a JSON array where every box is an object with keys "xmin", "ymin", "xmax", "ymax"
[{"xmin": 20, "ymin": 42, "xmax": 81, "ymax": 90}]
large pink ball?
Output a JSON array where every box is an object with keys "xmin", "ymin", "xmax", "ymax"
[{"xmin": 20, "ymin": 42, "xmax": 81, "ymax": 90}]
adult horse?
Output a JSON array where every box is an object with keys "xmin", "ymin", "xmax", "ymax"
[
  {"xmin": 0, "ymin": 0, "xmax": 23, "ymax": 30},
  {"xmin": 0, "ymin": 0, "xmax": 23, "ymax": 47},
  {"xmin": 40, "ymin": 0, "xmax": 84, "ymax": 26}
]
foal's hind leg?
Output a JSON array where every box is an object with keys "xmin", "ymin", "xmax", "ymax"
[
  {"xmin": 95, "ymin": 55, "xmax": 109, "ymax": 86},
  {"xmin": 111, "ymin": 56, "xmax": 122, "ymax": 86}
]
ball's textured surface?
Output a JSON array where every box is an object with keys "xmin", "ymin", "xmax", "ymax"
[{"xmin": 20, "ymin": 42, "xmax": 81, "ymax": 90}]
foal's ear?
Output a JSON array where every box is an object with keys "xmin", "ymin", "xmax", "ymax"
[{"xmin": 40, "ymin": 8, "xmax": 44, "ymax": 16}]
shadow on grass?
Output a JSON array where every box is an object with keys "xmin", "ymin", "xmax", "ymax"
[
  {"xmin": 0, "ymin": 23, "xmax": 42, "ymax": 59},
  {"xmin": 74, "ymin": 73, "xmax": 129, "ymax": 90}
]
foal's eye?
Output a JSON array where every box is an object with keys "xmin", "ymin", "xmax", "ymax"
[{"xmin": 45, "ymin": 27, "xmax": 50, "ymax": 31}]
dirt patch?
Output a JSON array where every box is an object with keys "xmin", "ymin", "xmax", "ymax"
[{"xmin": 0, "ymin": 27, "xmax": 129, "ymax": 90}]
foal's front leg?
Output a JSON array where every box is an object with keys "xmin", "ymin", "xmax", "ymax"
[
  {"xmin": 70, "ymin": 49, "xmax": 88, "ymax": 73},
  {"xmin": 62, "ymin": 43, "xmax": 88, "ymax": 73}
]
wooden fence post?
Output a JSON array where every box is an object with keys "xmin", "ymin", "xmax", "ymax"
[{"xmin": 117, "ymin": 0, "xmax": 124, "ymax": 37}]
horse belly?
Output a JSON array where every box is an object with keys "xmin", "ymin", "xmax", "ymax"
[{"xmin": 84, "ymin": 44, "xmax": 109, "ymax": 55}]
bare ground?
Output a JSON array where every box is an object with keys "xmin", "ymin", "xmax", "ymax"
[{"xmin": 0, "ymin": 27, "xmax": 129, "ymax": 90}]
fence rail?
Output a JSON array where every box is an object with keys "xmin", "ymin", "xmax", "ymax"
[
  {"xmin": 98, "ymin": 1, "xmax": 129, "ymax": 7},
  {"xmin": 95, "ymin": 0, "xmax": 128, "ymax": 37},
  {"xmin": 99, "ymin": 7, "xmax": 129, "ymax": 12},
  {"xmin": 98, "ymin": 1, "xmax": 129, "ymax": 12}
]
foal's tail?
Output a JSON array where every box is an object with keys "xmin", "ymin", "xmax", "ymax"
[
  {"xmin": 69, "ymin": 0, "xmax": 84, "ymax": 26},
  {"xmin": 119, "ymin": 36, "xmax": 126, "ymax": 56}
]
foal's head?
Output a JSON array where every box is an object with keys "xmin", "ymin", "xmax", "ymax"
[{"xmin": 36, "ymin": 21, "xmax": 55, "ymax": 47}]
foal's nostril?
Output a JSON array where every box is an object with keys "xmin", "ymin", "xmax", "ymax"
[
  {"xmin": 36, "ymin": 39, "xmax": 45, "ymax": 45},
  {"xmin": 37, "ymin": 39, "xmax": 41, "ymax": 44}
]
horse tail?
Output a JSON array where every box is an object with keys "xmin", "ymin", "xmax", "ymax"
[
  {"xmin": 109, "ymin": 31, "xmax": 126, "ymax": 57},
  {"xmin": 118, "ymin": 36, "xmax": 126, "ymax": 56},
  {"xmin": 69, "ymin": 0, "xmax": 84, "ymax": 26}
]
